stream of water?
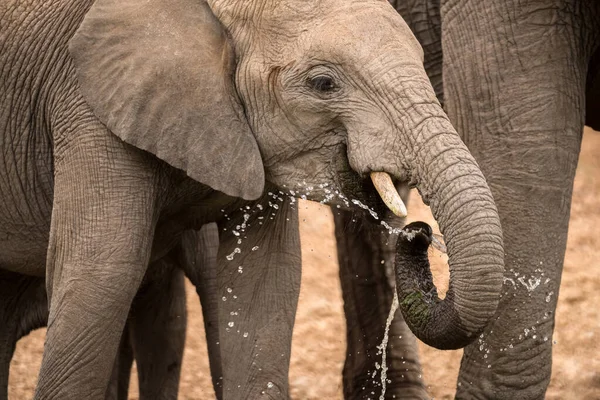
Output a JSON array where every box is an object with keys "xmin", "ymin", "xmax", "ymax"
[{"xmin": 377, "ymin": 291, "xmax": 399, "ymax": 400}]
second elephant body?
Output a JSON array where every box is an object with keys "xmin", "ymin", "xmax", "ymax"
[
  {"xmin": 388, "ymin": 0, "xmax": 600, "ymax": 398},
  {"xmin": 0, "ymin": 0, "xmax": 505, "ymax": 398}
]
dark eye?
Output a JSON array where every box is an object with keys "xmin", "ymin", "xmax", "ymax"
[{"xmin": 309, "ymin": 75, "xmax": 336, "ymax": 92}]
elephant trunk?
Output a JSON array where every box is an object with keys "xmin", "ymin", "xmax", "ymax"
[{"xmin": 391, "ymin": 108, "xmax": 504, "ymax": 350}]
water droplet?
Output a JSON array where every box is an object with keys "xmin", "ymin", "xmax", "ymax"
[
  {"xmin": 226, "ymin": 247, "xmax": 241, "ymax": 261},
  {"xmin": 252, "ymin": 246, "xmax": 259, "ymax": 251},
  {"xmin": 222, "ymin": 297, "xmax": 227, "ymax": 301},
  {"xmin": 227, "ymin": 288, "xmax": 233, "ymax": 293},
  {"xmin": 228, "ymin": 321, "xmax": 234, "ymax": 327},
  {"xmin": 243, "ymin": 332, "xmax": 249, "ymax": 338}
]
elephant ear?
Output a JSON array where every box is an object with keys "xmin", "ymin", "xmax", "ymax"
[{"xmin": 69, "ymin": 0, "xmax": 265, "ymax": 200}]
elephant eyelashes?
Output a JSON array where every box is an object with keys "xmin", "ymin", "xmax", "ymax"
[{"xmin": 308, "ymin": 75, "xmax": 337, "ymax": 92}]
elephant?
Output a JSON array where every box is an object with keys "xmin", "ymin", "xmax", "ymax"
[
  {"xmin": 0, "ymin": 251, "xmax": 187, "ymax": 400},
  {"xmin": 1, "ymin": 225, "xmax": 224, "ymax": 400},
  {"xmin": 0, "ymin": 0, "xmax": 505, "ymax": 398},
  {"xmin": 356, "ymin": 0, "xmax": 599, "ymax": 398}
]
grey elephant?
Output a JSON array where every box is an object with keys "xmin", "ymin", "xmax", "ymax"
[
  {"xmin": 0, "ymin": 0, "xmax": 505, "ymax": 398},
  {"xmin": 0, "ymin": 252, "xmax": 187, "ymax": 400},
  {"xmin": 355, "ymin": 0, "xmax": 600, "ymax": 398},
  {"xmin": 1, "ymin": 225, "xmax": 224, "ymax": 400}
]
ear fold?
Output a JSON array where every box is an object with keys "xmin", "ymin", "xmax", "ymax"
[{"xmin": 69, "ymin": 0, "xmax": 265, "ymax": 200}]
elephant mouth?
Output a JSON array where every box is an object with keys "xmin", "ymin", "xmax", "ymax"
[
  {"xmin": 331, "ymin": 169, "xmax": 407, "ymax": 223},
  {"xmin": 269, "ymin": 145, "xmax": 408, "ymax": 220},
  {"xmin": 330, "ymin": 148, "xmax": 408, "ymax": 220}
]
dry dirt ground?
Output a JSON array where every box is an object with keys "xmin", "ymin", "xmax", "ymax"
[{"xmin": 8, "ymin": 128, "xmax": 600, "ymax": 399}]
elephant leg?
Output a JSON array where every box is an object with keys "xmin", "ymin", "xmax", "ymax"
[
  {"xmin": 0, "ymin": 322, "xmax": 14, "ymax": 400},
  {"xmin": 0, "ymin": 327, "xmax": 15, "ymax": 400},
  {"xmin": 107, "ymin": 261, "xmax": 187, "ymax": 400},
  {"xmin": 217, "ymin": 195, "xmax": 301, "ymax": 399},
  {"xmin": 180, "ymin": 224, "xmax": 223, "ymax": 399},
  {"xmin": 105, "ymin": 328, "xmax": 134, "ymax": 400},
  {"xmin": 334, "ymin": 190, "xmax": 427, "ymax": 399},
  {"xmin": 127, "ymin": 260, "xmax": 187, "ymax": 400},
  {"xmin": 0, "ymin": 269, "xmax": 137, "ymax": 400},
  {"xmin": 441, "ymin": 1, "xmax": 600, "ymax": 398},
  {"xmin": 0, "ymin": 270, "xmax": 47, "ymax": 400},
  {"xmin": 36, "ymin": 122, "xmax": 160, "ymax": 399}
]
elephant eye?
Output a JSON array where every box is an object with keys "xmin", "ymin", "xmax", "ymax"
[{"xmin": 308, "ymin": 75, "xmax": 337, "ymax": 93}]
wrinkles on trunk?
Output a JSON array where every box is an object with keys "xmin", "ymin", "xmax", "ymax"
[{"xmin": 383, "ymin": 104, "xmax": 504, "ymax": 350}]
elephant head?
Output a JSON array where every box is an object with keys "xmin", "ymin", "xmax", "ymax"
[{"xmin": 69, "ymin": 0, "xmax": 503, "ymax": 349}]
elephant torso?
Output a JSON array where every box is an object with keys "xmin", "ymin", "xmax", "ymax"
[
  {"xmin": 0, "ymin": 0, "xmax": 81, "ymax": 274},
  {"xmin": 0, "ymin": 0, "xmax": 235, "ymax": 275}
]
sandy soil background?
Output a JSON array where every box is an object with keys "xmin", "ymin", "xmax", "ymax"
[{"xmin": 8, "ymin": 128, "xmax": 600, "ymax": 399}]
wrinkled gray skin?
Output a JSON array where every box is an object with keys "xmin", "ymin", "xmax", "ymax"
[
  {"xmin": 0, "ymin": 225, "xmax": 223, "ymax": 400},
  {"xmin": 1, "ymin": 0, "xmax": 505, "ymax": 398},
  {"xmin": 360, "ymin": 1, "xmax": 600, "ymax": 398}
]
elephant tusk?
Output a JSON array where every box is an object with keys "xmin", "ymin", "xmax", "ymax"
[{"xmin": 370, "ymin": 172, "xmax": 408, "ymax": 218}]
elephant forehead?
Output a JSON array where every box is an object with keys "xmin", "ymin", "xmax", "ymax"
[{"xmin": 303, "ymin": 2, "xmax": 423, "ymax": 62}]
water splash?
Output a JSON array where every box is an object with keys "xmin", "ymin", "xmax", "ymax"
[
  {"xmin": 377, "ymin": 291, "xmax": 399, "ymax": 400},
  {"xmin": 226, "ymin": 248, "xmax": 241, "ymax": 261},
  {"xmin": 351, "ymin": 199, "xmax": 380, "ymax": 220},
  {"xmin": 517, "ymin": 276, "xmax": 541, "ymax": 292},
  {"xmin": 380, "ymin": 220, "xmax": 447, "ymax": 254},
  {"xmin": 220, "ymin": 182, "xmax": 453, "ymax": 381},
  {"xmin": 431, "ymin": 234, "xmax": 447, "ymax": 254}
]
